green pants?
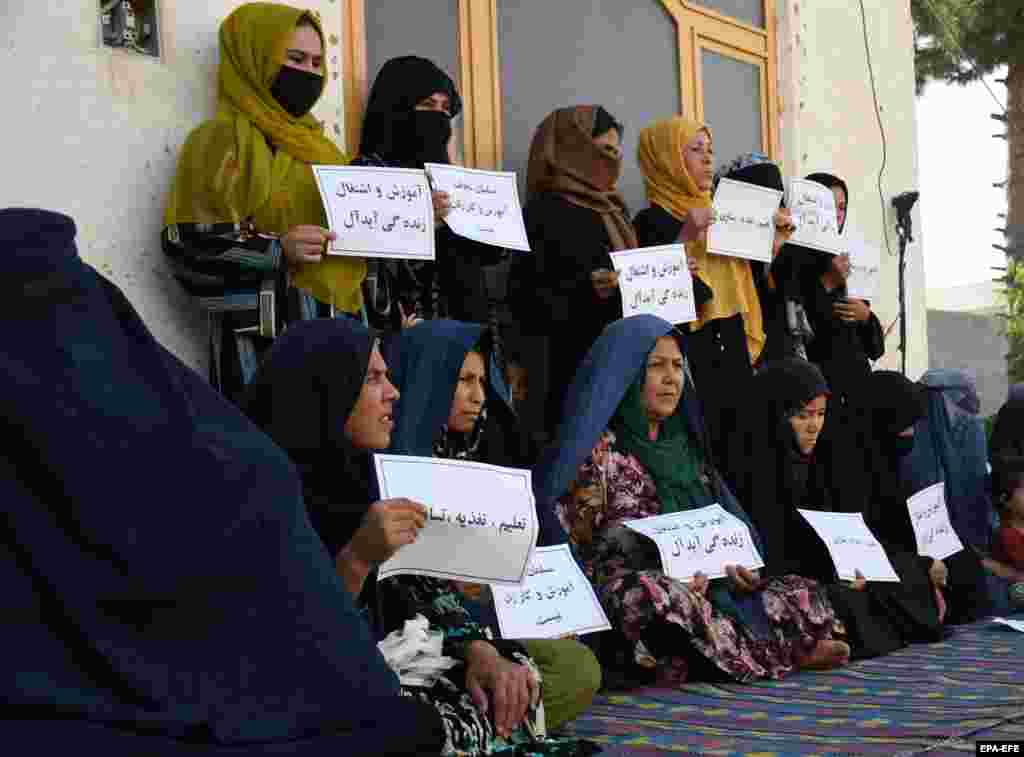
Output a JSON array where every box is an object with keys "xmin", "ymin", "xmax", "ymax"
[{"xmin": 521, "ymin": 639, "xmax": 601, "ymax": 732}]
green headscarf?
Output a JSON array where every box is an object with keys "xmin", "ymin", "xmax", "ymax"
[{"xmin": 610, "ymin": 370, "xmax": 709, "ymax": 514}]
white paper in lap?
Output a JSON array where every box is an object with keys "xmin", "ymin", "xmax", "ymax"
[
  {"xmin": 797, "ymin": 510, "xmax": 900, "ymax": 582},
  {"xmin": 906, "ymin": 483, "xmax": 965, "ymax": 561},
  {"xmin": 312, "ymin": 165, "xmax": 435, "ymax": 260},
  {"xmin": 491, "ymin": 544, "xmax": 611, "ymax": 640},
  {"xmin": 623, "ymin": 505, "xmax": 764, "ymax": 582},
  {"xmin": 706, "ymin": 177, "xmax": 782, "ymax": 263},
  {"xmin": 375, "ymin": 455, "xmax": 537, "ymax": 585},
  {"xmin": 786, "ymin": 178, "xmax": 846, "ymax": 256},
  {"xmin": 845, "ymin": 232, "xmax": 881, "ymax": 301},
  {"xmin": 610, "ymin": 245, "xmax": 697, "ymax": 325},
  {"xmin": 424, "ymin": 163, "xmax": 530, "ymax": 252}
]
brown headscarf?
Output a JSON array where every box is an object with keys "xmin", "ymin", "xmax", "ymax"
[{"xmin": 525, "ymin": 106, "xmax": 638, "ymax": 252}]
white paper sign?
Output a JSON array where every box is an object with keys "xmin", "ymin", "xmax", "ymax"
[
  {"xmin": 424, "ymin": 163, "xmax": 530, "ymax": 252},
  {"xmin": 490, "ymin": 544, "xmax": 611, "ymax": 640},
  {"xmin": 375, "ymin": 455, "xmax": 537, "ymax": 585},
  {"xmin": 787, "ymin": 179, "xmax": 846, "ymax": 256},
  {"xmin": 797, "ymin": 510, "xmax": 900, "ymax": 582},
  {"xmin": 609, "ymin": 244, "xmax": 697, "ymax": 325},
  {"xmin": 623, "ymin": 505, "xmax": 764, "ymax": 582},
  {"xmin": 844, "ymin": 233, "xmax": 881, "ymax": 301},
  {"xmin": 992, "ymin": 617, "xmax": 1024, "ymax": 633},
  {"xmin": 907, "ymin": 483, "xmax": 965, "ymax": 561},
  {"xmin": 706, "ymin": 177, "xmax": 783, "ymax": 263},
  {"xmin": 312, "ymin": 165, "xmax": 435, "ymax": 260}
]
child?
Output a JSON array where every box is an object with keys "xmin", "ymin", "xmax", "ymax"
[{"xmin": 989, "ymin": 456, "xmax": 1024, "ymax": 607}]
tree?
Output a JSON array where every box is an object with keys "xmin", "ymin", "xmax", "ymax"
[{"xmin": 911, "ymin": 0, "xmax": 1024, "ymax": 381}]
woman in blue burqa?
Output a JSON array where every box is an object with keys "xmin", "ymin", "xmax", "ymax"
[
  {"xmin": 532, "ymin": 315, "xmax": 848, "ymax": 686},
  {"xmin": 0, "ymin": 209, "xmax": 443, "ymax": 755},
  {"xmin": 899, "ymin": 369, "xmax": 996, "ymax": 621}
]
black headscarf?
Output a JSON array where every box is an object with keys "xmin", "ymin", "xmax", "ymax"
[
  {"xmin": 243, "ymin": 318, "xmax": 379, "ymax": 557},
  {"xmin": 0, "ymin": 209, "xmax": 449, "ymax": 753},
  {"xmin": 990, "ymin": 397, "xmax": 1024, "ymax": 462},
  {"xmin": 803, "ymin": 172, "xmax": 851, "ymax": 280},
  {"xmin": 358, "ymin": 55, "xmax": 463, "ymax": 168},
  {"xmin": 731, "ymin": 359, "xmax": 832, "ymax": 576}
]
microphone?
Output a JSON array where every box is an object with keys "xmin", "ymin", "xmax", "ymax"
[{"xmin": 892, "ymin": 191, "xmax": 919, "ymax": 216}]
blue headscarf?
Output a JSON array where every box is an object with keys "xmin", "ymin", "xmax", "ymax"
[
  {"xmin": 385, "ymin": 320, "xmax": 510, "ymax": 458},
  {"xmin": 532, "ymin": 315, "xmax": 759, "ymax": 551},
  {"xmin": 901, "ymin": 369, "xmax": 993, "ymax": 551},
  {"xmin": 0, "ymin": 209, "xmax": 438, "ymax": 754}
]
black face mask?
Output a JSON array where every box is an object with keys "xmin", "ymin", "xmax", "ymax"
[
  {"xmin": 393, "ymin": 110, "xmax": 453, "ymax": 167},
  {"xmin": 270, "ymin": 66, "xmax": 323, "ymax": 118}
]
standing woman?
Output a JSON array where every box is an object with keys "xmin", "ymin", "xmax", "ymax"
[
  {"xmin": 508, "ymin": 105, "xmax": 638, "ymax": 436},
  {"xmin": 633, "ymin": 119, "xmax": 768, "ymax": 469},
  {"xmin": 163, "ymin": 3, "xmax": 363, "ymax": 399},
  {"xmin": 355, "ymin": 56, "xmax": 504, "ymax": 329}
]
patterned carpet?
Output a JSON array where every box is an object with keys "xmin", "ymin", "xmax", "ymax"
[{"xmin": 561, "ymin": 618, "xmax": 1024, "ymax": 756}]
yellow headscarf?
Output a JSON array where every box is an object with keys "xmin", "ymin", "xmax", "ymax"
[
  {"xmin": 163, "ymin": 2, "xmax": 364, "ymax": 313},
  {"xmin": 637, "ymin": 117, "xmax": 764, "ymax": 362}
]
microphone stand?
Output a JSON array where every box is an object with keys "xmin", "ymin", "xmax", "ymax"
[{"xmin": 893, "ymin": 197, "xmax": 917, "ymax": 376}]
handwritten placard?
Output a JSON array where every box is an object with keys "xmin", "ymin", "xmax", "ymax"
[
  {"xmin": 374, "ymin": 455, "xmax": 537, "ymax": 585},
  {"xmin": 797, "ymin": 510, "xmax": 900, "ymax": 582},
  {"xmin": 844, "ymin": 232, "xmax": 881, "ymax": 301},
  {"xmin": 609, "ymin": 245, "xmax": 697, "ymax": 325},
  {"xmin": 311, "ymin": 165, "xmax": 435, "ymax": 260},
  {"xmin": 623, "ymin": 504, "xmax": 764, "ymax": 582},
  {"xmin": 706, "ymin": 177, "xmax": 783, "ymax": 263},
  {"xmin": 424, "ymin": 163, "xmax": 530, "ymax": 252},
  {"xmin": 787, "ymin": 179, "xmax": 846, "ymax": 256},
  {"xmin": 490, "ymin": 544, "xmax": 611, "ymax": 640},
  {"xmin": 907, "ymin": 483, "xmax": 964, "ymax": 561}
]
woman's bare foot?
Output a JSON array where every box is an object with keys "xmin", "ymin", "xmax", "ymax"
[{"xmin": 795, "ymin": 640, "xmax": 850, "ymax": 671}]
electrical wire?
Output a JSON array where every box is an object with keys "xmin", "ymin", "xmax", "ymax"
[{"xmin": 857, "ymin": 0, "xmax": 892, "ymax": 258}]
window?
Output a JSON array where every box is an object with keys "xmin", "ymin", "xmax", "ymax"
[{"xmin": 100, "ymin": 0, "xmax": 160, "ymax": 58}]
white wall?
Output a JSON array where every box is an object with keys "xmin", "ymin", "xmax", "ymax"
[
  {"xmin": 776, "ymin": 0, "xmax": 928, "ymax": 377},
  {"xmin": 0, "ymin": 0, "xmax": 346, "ymax": 374}
]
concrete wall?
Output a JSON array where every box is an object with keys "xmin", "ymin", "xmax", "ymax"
[
  {"xmin": 928, "ymin": 309, "xmax": 1008, "ymax": 417},
  {"xmin": 0, "ymin": 0, "xmax": 347, "ymax": 375},
  {"xmin": 776, "ymin": 0, "xmax": 928, "ymax": 378}
]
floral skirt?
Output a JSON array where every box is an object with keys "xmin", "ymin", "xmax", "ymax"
[{"xmin": 599, "ymin": 569, "xmax": 837, "ymax": 685}]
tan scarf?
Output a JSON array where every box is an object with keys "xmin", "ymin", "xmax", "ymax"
[{"xmin": 525, "ymin": 106, "xmax": 638, "ymax": 252}]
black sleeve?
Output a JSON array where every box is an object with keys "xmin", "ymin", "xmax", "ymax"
[
  {"xmin": 437, "ymin": 225, "xmax": 507, "ymax": 267},
  {"xmin": 162, "ymin": 223, "xmax": 277, "ymax": 295},
  {"xmin": 859, "ymin": 310, "xmax": 885, "ymax": 361}
]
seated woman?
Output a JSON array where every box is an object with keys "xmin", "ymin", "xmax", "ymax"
[
  {"xmin": 508, "ymin": 105, "xmax": 637, "ymax": 436},
  {"xmin": 243, "ymin": 318, "xmax": 585, "ymax": 756},
  {"xmin": 355, "ymin": 56, "xmax": 502, "ymax": 328},
  {"xmin": 533, "ymin": 315, "xmax": 848, "ymax": 686},
  {"xmin": 731, "ymin": 358, "xmax": 938, "ymax": 659},
  {"xmin": 162, "ymin": 3, "xmax": 364, "ymax": 398},
  {"xmin": 900, "ymin": 370, "xmax": 993, "ymax": 623},
  {"xmin": 1, "ymin": 208, "xmax": 443, "ymax": 755},
  {"xmin": 384, "ymin": 320, "xmax": 601, "ymax": 731},
  {"xmin": 858, "ymin": 371, "xmax": 948, "ymax": 638}
]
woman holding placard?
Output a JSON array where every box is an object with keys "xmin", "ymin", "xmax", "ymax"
[
  {"xmin": 508, "ymin": 105, "xmax": 638, "ymax": 436},
  {"xmin": 163, "ymin": 4, "xmax": 364, "ymax": 399},
  {"xmin": 243, "ymin": 318, "xmax": 586, "ymax": 756},
  {"xmin": 899, "ymin": 370, "xmax": 994, "ymax": 623},
  {"xmin": 354, "ymin": 56, "xmax": 505, "ymax": 330},
  {"xmin": 730, "ymin": 358, "xmax": 937, "ymax": 659},
  {"xmin": 634, "ymin": 122, "xmax": 782, "ymax": 470},
  {"xmin": 533, "ymin": 315, "xmax": 848, "ymax": 686},
  {"xmin": 384, "ymin": 320, "xmax": 602, "ymax": 732}
]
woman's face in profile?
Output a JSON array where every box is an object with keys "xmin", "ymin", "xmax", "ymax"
[{"xmin": 282, "ymin": 24, "xmax": 324, "ymax": 74}]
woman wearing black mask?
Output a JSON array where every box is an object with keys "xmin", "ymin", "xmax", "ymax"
[
  {"xmin": 163, "ymin": 4, "xmax": 375, "ymax": 401},
  {"xmin": 354, "ymin": 56, "xmax": 505, "ymax": 332}
]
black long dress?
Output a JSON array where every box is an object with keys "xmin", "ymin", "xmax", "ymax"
[
  {"xmin": 510, "ymin": 193, "xmax": 625, "ymax": 434},
  {"xmin": 729, "ymin": 359, "xmax": 925, "ymax": 659}
]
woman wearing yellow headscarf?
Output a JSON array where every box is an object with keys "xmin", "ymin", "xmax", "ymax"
[
  {"xmin": 162, "ymin": 3, "xmax": 360, "ymax": 397},
  {"xmin": 635, "ymin": 117, "xmax": 765, "ymax": 469}
]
